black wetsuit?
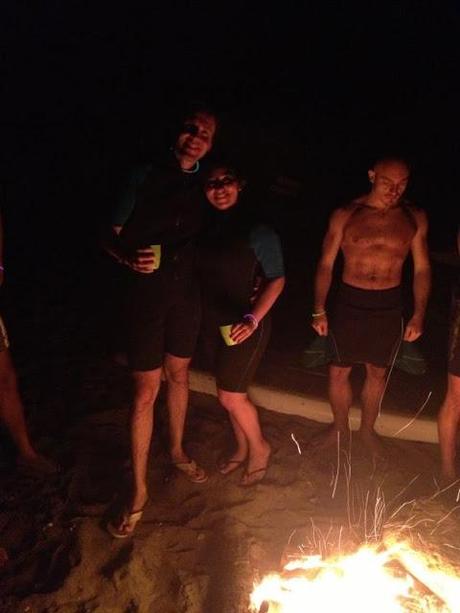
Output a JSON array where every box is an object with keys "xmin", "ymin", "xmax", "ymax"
[
  {"xmin": 197, "ymin": 204, "xmax": 284, "ymax": 391},
  {"xmin": 117, "ymin": 153, "xmax": 205, "ymax": 371}
]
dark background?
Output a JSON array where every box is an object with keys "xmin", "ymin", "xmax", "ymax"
[{"xmin": 2, "ymin": 2, "xmax": 460, "ymax": 374}]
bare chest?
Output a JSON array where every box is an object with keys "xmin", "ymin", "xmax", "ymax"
[{"xmin": 342, "ymin": 207, "xmax": 416, "ymax": 250}]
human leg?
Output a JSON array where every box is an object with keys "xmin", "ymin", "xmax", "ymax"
[
  {"xmin": 310, "ymin": 364, "xmax": 353, "ymax": 450},
  {"xmin": 130, "ymin": 368, "xmax": 162, "ymax": 511},
  {"xmin": 329, "ymin": 364, "xmax": 354, "ymax": 431},
  {"xmin": 0, "ymin": 349, "xmax": 35, "ymax": 458},
  {"xmin": 438, "ymin": 372, "xmax": 460, "ymax": 483},
  {"xmin": 163, "ymin": 353, "xmax": 192, "ymax": 463},
  {"xmin": 161, "ymin": 279, "xmax": 207, "ymax": 478},
  {"xmin": 214, "ymin": 319, "xmax": 270, "ymax": 480},
  {"xmin": 217, "ymin": 389, "xmax": 270, "ymax": 485},
  {"xmin": 108, "ymin": 367, "xmax": 161, "ymax": 537},
  {"xmin": 108, "ymin": 276, "xmax": 168, "ymax": 535},
  {"xmin": 0, "ymin": 349, "xmax": 56, "ymax": 472},
  {"xmin": 218, "ymin": 413, "xmax": 248, "ymax": 474},
  {"xmin": 163, "ymin": 353, "xmax": 208, "ymax": 482},
  {"xmin": 360, "ymin": 363, "xmax": 388, "ymax": 430},
  {"xmin": 359, "ymin": 362, "xmax": 388, "ymax": 457}
]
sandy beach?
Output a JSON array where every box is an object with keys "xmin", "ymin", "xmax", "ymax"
[
  {"xmin": 1, "ymin": 351, "xmax": 460, "ymax": 613},
  {"xmin": 4, "ymin": 1, "xmax": 460, "ymax": 609}
]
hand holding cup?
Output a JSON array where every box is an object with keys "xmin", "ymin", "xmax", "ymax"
[
  {"xmin": 220, "ymin": 316, "xmax": 257, "ymax": 345},
  {"xmin": 129, "ymin": 245, "xmax": 161, "ymax": 273}
]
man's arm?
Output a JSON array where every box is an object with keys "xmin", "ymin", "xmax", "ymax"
[
  {"xmin": 404, "ymin": 208, "xmax": 431, "ymax": 342},
  {"xmin": 100, "ymin": 226, "xmax": 157, "ymax": 274},
  {"xmin": 311, "ymin": 208, "xmax": 348, "ymax": 336},
  {"xmin": 99, "ymin": 164, "xmax": 157, "ymax": 273}
]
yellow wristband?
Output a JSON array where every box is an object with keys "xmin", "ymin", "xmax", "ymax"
[{"xmin": 311, "ymin": 310, "xmax": 326, "ymax": 318}]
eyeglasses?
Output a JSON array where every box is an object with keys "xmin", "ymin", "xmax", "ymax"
[
  {"xmin": 205, "ymin": 176, "xmax": 237, "ymax": 190},
  {"xmin": 182, "ymin": 123, "xmax": 199, "ymax": 137}
]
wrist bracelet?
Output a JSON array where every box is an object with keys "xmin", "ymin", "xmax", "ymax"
[
  {"xmin": 243, "ymin": 313, "xmax": 259, "ymax": 329},
  {"xmin": 312, "ymin": 310, "xmax": 326, "ymax": 318}
]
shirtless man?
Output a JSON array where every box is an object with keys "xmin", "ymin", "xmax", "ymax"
[{"xmin": 311, "ymin": 157, "xmax": 431, "ymax": 457}]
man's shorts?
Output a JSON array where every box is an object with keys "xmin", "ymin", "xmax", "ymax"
[
  {"xmin": 329, "ymin": 282, "xmax": 403, "ymax": 368},
  {"xmin": 448, "ymin": 296, "xmax": 460, "ymax": 376},
  {"xmin": 125, "ymin": 276, "xmax": 201, "ymax": 372},
  {"xmin": 0, "ymin": 315, "xmax": 10, "ymax": 352}
]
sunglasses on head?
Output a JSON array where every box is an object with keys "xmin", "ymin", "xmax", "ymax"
[{"xmin": 205, "ymin": 176, "xmax": 237, "ymax": 190}]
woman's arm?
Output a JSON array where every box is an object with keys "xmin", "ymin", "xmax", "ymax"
[
  {"xmin": 231, "ymin": 276, "xmax": 285, "ymax": 344},
  {"xmin": 231, "ymin": 223, "xmax": 285, "ymax": 344}
]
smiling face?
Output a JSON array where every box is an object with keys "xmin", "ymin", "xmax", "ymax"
[
  {"xmin": 174, "ymin": 112, "xmax": 216, "ymax": 168},
  {"xmin": 368, "ymin": 159, "xmax": 410, "ymax": 207},
  {"xmin": 204, "ymin": 167, "xmax": 242, "ymax": 210}
]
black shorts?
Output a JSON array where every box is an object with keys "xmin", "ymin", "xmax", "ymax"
[
  {"xmin": 216, "ymin": 316, "xmax": 271, "ymax": 392},
  {"xmin": 125, "ymin": 275, "xmax": 201, "ymax": 372},
  {"xmin": 198, "ymin": 314, "xmax": 271, "ymax": 392},
  {"xmin": 329, "ymin": 283, "xmax": 403, "ymax": 368},
  {"xmin": 448, "ymin": 296, "xmax": 460, "ymax": 376}
]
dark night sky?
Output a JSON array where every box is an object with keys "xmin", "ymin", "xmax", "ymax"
[{"xmin": 3, "ymin": 2, "xmax": 460, "ymax": 279}]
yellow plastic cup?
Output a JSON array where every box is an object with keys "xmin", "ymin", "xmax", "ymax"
[
  {"xmin": 219, "ymin": 324, "xmax": 237, "ymax": 346},
  {"xmin": 149, "ymin": 244, "xmax": 161, "ymax": 271}
]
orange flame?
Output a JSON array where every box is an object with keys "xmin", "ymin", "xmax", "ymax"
[{"xmin": 250, "ymin": 541, "xmax": 460, "ymax": 612}]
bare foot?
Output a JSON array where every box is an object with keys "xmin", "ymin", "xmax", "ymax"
[
  {"xmin": 439, "ymin": 470, "xmax": 459, "ymax": 488},
  {"xmin": 240, "ymin": 442, "xmax": 271, "ymax": 486},
  {"xmin": 358, "ymin": 430, "xmax": 388, "ymax": 464},
  {"xmin": 17, "ymin": 452, "xmax": 58, "ymax": 476},
  {"xmin": 309, "ymin": 425, "xmax": 350, "ymax": 452}
]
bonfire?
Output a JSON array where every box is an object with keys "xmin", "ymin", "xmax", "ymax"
[
  {"xmin": 250, "ymin": 436, "xmax": 460, "ymax": 612},
  {"xmin": 250, "ymin": 537, "xmax": 460, "ymax": 612}
]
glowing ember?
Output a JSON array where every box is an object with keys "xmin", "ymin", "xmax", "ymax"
[{"xmin": 250, "ymin": 541, "xmax": 460, "ymax": 612}]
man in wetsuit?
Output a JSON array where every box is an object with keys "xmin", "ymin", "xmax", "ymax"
[
  {"xmin": 103, "ymin": 106, "xmax": 217, "ymax": 537},
  {"xmin": 311, "ymin": 157, "xmax": 431, "ymax": 458}
]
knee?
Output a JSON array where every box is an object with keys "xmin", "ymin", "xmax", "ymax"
[
  {"xmin": 365, "ymin": 364, "xmax": 387, "ymax": 382},
  {"xmin": 329, "ymin": 365, "xmax": 352, "ymax": 383},
  {"xmin": 217, "ymin": 390, "xmax": 244, "ymax": 413},
  {"xmin": 163, "ymin": 363, "xmax": 189, "ymax": 386},
  {"xmin": 133, "ymin": 379, "xmax": 160, "ymax": 410},
  {"xmin": 439, "ymin": 392, "xmax": 460, "ymax": 417}
]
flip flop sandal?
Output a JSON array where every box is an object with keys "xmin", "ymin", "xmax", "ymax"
[
  {"xmin": 239, "ymin": 466, "xmax": 268, "ymax": 487},
  {"xmin": 218, "ymin": 459, "xmax": 245, "ymax": 475},
  {"xmin": 107, "ymin": 503, "xmax": 147, "ymax": 538},
  {"xmin": 173, "ymin": 460, "xmax": 208, "ymax": 483}
]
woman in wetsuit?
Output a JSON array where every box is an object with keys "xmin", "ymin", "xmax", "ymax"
[{"xmin": 198, "ymin": 163, "xmax": 285, "ymax": 485}]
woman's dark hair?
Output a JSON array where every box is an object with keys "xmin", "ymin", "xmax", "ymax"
[{"xmin": 202, "ymin": 159, "xmax": 246, "ymax": 187}]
